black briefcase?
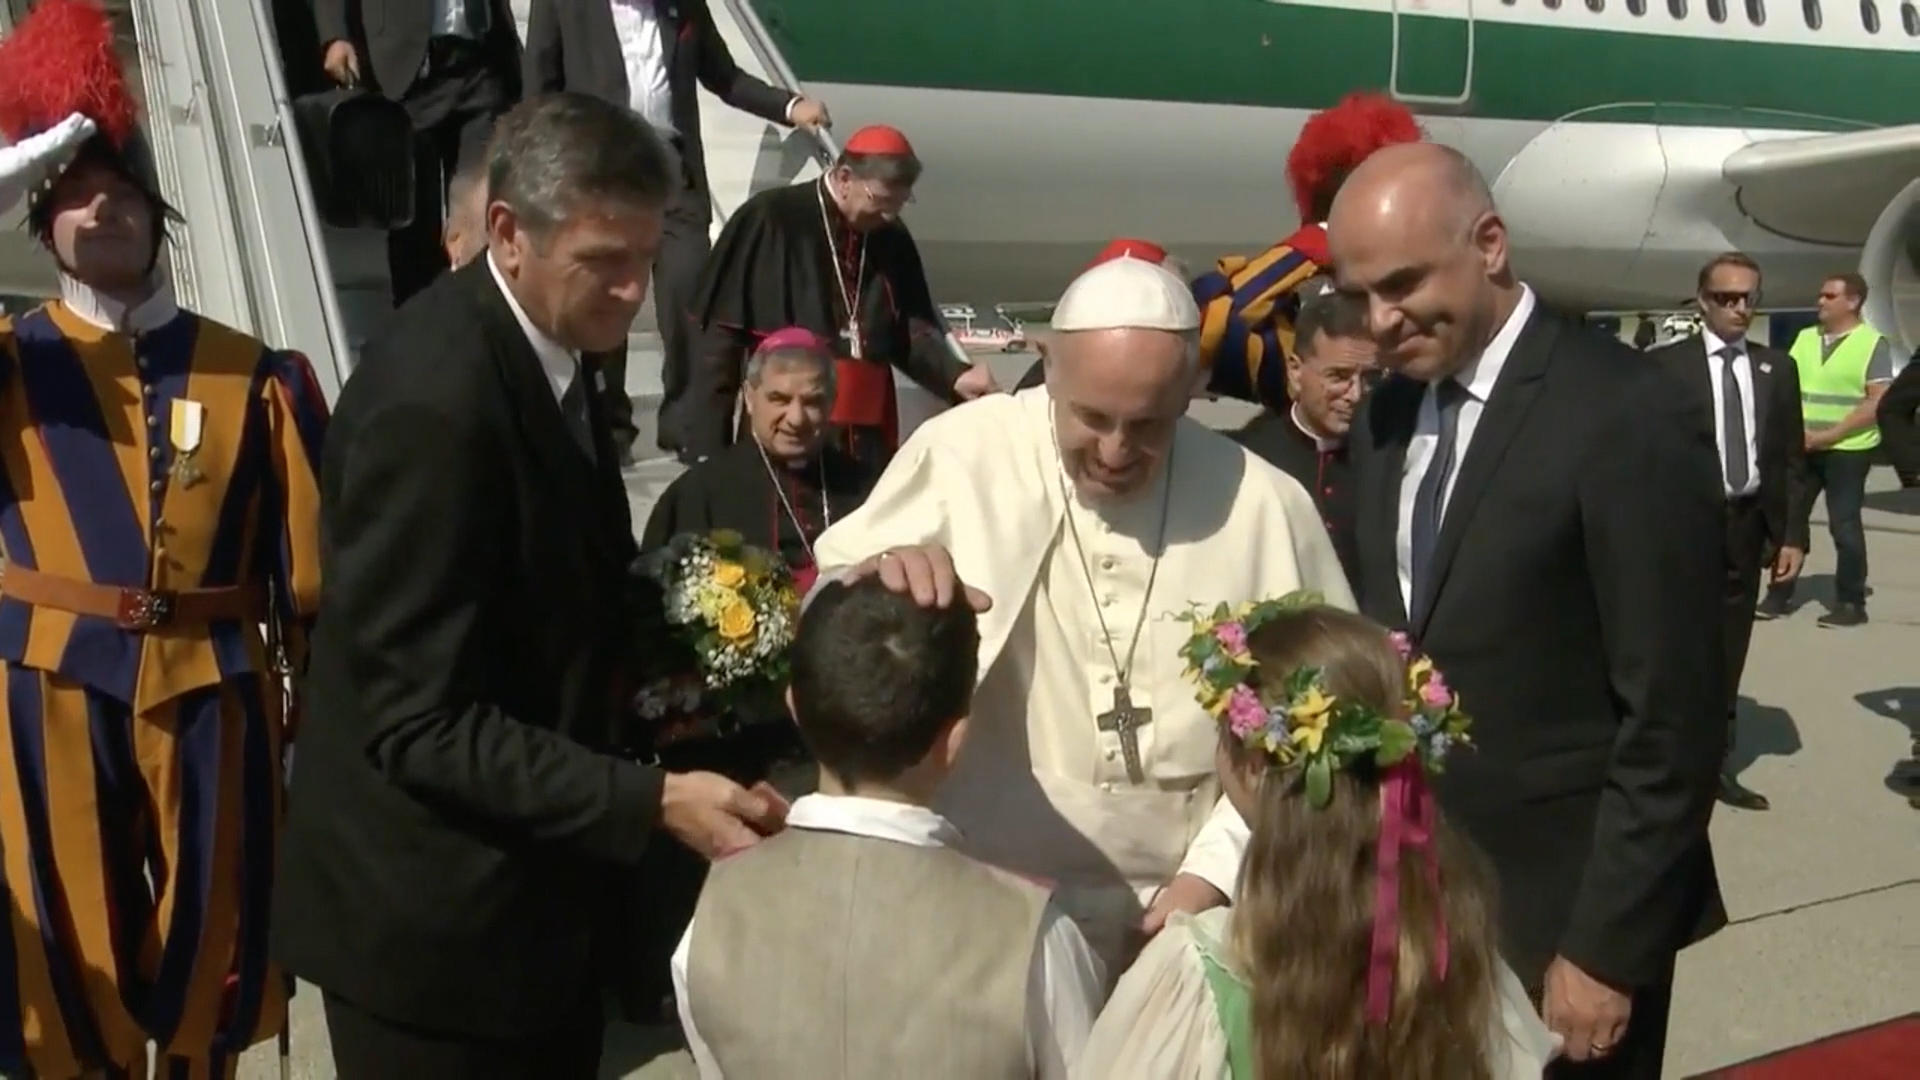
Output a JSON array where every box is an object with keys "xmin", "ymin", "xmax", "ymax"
[{"xmin": 291, "ymin": 87, "xmax": 415, "ymax": 231}]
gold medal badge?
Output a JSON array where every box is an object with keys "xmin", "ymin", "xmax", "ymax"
[{"xmin": 168, "ymin": 399, "xmax": 207, "ymax": 487}]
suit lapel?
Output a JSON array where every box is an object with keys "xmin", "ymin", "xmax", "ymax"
[
  {"xmin": 1413, "ymin": 309, "xmax": 1558, "ymax": 637},
  {"xmin": 1749, "ymin": 345, "xmax": 1777, "ymax": 444},
  {"xmin": 657, "ymin": 1, "xmax": 684, "ymax": 70},
  {"xmin": 1366, "ymin": 378, "xmax": 1420, "ymax": 628},
  {"xmin": 466, "ymin": 263, "xmax": 621, "ymax": 566}
]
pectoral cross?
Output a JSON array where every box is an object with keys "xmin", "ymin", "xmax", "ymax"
[{"xmin": 1097, "ymin": 684, "xmax": 1153, "ymax": 784}]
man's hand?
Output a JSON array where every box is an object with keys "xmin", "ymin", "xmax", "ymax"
[
  {"xmin": 661, "ymin": 770, "xmax": 788, "ymax": 859},
  {"xmin": 1141, "ymin": 873, "xmax": 1228, "ymax": 937},
  {"xmin": 846, "ymin": 544, "xmax": 993, "ymax": 612},
  {"xmin": 954, "ymin": 362, "xmax": 999, "ymax": 400},
  {"xmin": 790, "ymin": 96, "xmax": 831, "ymax": 132},
  {"xmin": 1805, "ymin": 426, "xmax": 1838, "ymax": 452},
  {"xmin": 1542, "ymin": 956, "xmax": 1632, "ymax": 1063},
  {"xmin": 1771, "ymin": 544, "xmax": 1805, "ymax": 583},
  {"xmin": 323, "ymin": 39, "xmax": 361, "ymax": 87}
]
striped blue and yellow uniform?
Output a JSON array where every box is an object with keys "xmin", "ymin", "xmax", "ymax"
[
  {"xmin": 0, "ymin": 300, "xmax": 325, "ymax": 1080},
  {"xmin": 1194, "ymin": 226, "xmax": 1330, "ymax": 410}
]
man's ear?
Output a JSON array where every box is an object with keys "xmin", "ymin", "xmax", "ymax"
[{"xmin": 939, "ymin": 715, "xmax": 970, "ymax": 769}]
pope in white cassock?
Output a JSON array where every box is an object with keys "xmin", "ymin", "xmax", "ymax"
[{"xmin": 812, "ymin": 255, "xmax": 1355, "ymax": 975}]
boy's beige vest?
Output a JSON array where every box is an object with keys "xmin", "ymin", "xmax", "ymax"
[{"xmin": 687, "ymin": 827, "xmax": 1051, "ymax": 1079}]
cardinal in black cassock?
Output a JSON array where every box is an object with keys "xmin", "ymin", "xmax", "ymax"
[
  {"xmin": 676, "ymin": 124, "xmax": 997, "ymax": 470},
  {"xmin": 616, "ymin": 327, "xmax": 877, "ymax": 1021}
]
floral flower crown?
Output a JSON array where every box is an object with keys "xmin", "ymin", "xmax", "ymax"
[{"xmin": 1176, "ymin": 591, "xmax": 1472, "ymax": 807}]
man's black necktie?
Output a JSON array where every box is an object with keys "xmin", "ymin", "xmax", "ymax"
[
  {"xmin": 560, "ymin": 368, "xmax": 596, "ymax": 462},
  {"xmin": 1718, "ymin": 345, "xmax": 1751, "ymax": 495},
  {"xmin": 1410, "ymin": 379, "xmax": 1469, "ymax": 620}
]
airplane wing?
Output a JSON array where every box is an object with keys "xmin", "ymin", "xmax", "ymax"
[{"xmin": 1723, "ymin": 124, "xmax": 1920, "ymax": 245}]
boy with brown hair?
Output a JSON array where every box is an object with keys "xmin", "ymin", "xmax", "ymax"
[{"xmin": 671, "ymin": 577, "xmax": 1104, "ymax": 1078}]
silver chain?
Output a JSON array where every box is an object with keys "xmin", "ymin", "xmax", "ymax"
[
  {"xmin": 1052, "ymin": 421, "xmax": 1175, "ymax": 690},
  {"xmin": 755, "ymin": 438, "xmax": 830, "ymax": 563}
]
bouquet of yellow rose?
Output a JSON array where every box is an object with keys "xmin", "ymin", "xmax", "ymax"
[{"xmin": 631, "ymin": 529, "xmax": 801, "ymax": 738}]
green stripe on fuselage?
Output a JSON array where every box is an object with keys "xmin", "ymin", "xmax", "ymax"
[{"xmin": 754, "ymin": 0, "xmax": 1903, "ymax": 129}]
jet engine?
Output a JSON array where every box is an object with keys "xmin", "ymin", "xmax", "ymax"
[{"xmin": 1857, "ymin": 178, "xmax": 1920, "ymax": 361}]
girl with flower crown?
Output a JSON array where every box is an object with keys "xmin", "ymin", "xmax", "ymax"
[{"xmin": 1075, "ymin": 599, "xmax": 1558, "ymax": 1079}]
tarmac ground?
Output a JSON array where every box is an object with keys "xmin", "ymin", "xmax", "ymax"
[{"xmin": 240, "ymin": 346, "xmax": 1920, "ymax": 1078}]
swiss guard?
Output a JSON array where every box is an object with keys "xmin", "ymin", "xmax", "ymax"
[
  {"xmin": 0, "ymin": 2, "xmax": 327, "ymax": 1077},
  {"xmin": 1196, "ymin": 92, "xmax": 1421, "ymax": 406}
]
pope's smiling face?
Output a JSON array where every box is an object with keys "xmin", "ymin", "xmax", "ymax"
[{"xmin": 1046, "ymin": 327, "xmax": 1197, "ymax": 501}]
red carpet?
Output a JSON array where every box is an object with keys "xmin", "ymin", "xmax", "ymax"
[{"xmin": 1689, "ymin": 1013, "xmax": 1919, "ymax": 1079}]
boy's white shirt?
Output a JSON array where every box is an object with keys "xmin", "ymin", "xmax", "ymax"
[{"xmin": 670, "ymin": 792, "xmax": 1108, "ymax": 1079}]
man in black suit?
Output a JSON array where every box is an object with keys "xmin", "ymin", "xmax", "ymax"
[
  {"xmin": 1229, "ymin": 286, "xmax": 1377, "ymax": 590},
  {"xmin": 1880, "ymin": 355, "xmax": 1920, "ymax": 487},
  {"xmin": 271, "ymin": 94, "xmax": 785, "ymax": 1078},
  {"xmin": 1332, "ymin": 143, "xmax": 1726, "ymax": 1078},
  {"xmin": 1649, "ymin": 252, "xmax": 1808, "ymax": 812},
  {"xmin": 525, "ymin": 0, "xmax": 831, "ymax": 464},
  {"xmin": 316, "ymin": 0, "xmax": 523, "ymax": 306}
]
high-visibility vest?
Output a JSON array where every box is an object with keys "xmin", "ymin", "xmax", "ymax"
[{"xmin": 1789, "ymin": 324, "xmax": 1883, "ymax": 452}]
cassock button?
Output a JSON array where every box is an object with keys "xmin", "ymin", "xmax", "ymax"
[
  {"xmin": 148, "ymin": 446, "xmax": 162, "ymax": 462},
  {"xmin": 1100, "ymin": 557, "xmax": 1115, "ymax": 571},
  {"xmin": 1104, "ymin": 749, "xmax": 1117, "ymax": 762},
  {"xmin": 1099, "ymin": 673, "xmax": 1112, "ymax": 685},
  {"xmin": 146, "ymin": 412, "xmax": 159, "ymax": 428},
  {"xmin": 149, "ymin": 479, "xmax": 163, "ymax": 494}
]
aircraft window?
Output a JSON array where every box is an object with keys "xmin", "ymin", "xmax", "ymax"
[
  {"xmin": 1862, "ymin": 0, "xmax": 1882, "ymax": 29},
  {"xmin": 1707, "ymin": 0, "xmax": 1729, "ymax": 18},
  {"xmin": 1747, "ymin": 0, "xmax": 1766, "ymax": 19},
  {"xmin": 1903, "ymin": 0, "xmax": 1920, "ymax": 30},
  {"xmin": 1668, "ymin": 0, "xmax": 1689, "ymax": 17},
  {"xmin": 1543, "ymin": 0, "xmax": 1562, "ymax": 9},
  {"xmin": 1804, "ymin": 0, "xmax": 1822, "ymax": 24},
  {"xmin": 1628, "ymin": 0, "xmax": 1647, "ymax": 11},
  {"xmin": 1587, "ymin": 0, "xmax": 1605, "ymax": 9}
]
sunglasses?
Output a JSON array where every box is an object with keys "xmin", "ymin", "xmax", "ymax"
[{"xmin": 1704, "ymin": 290, "xmax": 1758, "ymax": 309}]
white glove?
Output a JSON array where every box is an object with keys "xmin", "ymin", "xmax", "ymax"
[{"xmin": 0, "ymin": 112, "xmax": 98, "ymax": 216}]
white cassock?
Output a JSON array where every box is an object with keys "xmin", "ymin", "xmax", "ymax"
[{"xmin": 812, "ymin": 386, "xmax": 1355, "ymax": 973}]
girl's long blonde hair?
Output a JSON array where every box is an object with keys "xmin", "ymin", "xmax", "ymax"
[{"xmin": 1224, "ymin": 606, "xmax": 1503, "ymax": 1080}]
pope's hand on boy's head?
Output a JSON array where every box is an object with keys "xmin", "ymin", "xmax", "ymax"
[{"xmin": 847, "ymin": 543, "xmax": 993, "ymax": 613}]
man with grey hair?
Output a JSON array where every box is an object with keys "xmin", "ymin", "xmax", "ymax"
[
  {"xmin": 274, "ymin": 92, "xmax": 786, "ymax": 1077},
  {"xmin": 812, "ymin": 254, "xmax": 1352, "ymax": 977},
  {"xmin": 1332, "ymin": 141, "xmax": 1725, "ymax": 1078}
]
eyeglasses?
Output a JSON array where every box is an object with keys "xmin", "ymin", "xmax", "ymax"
[
  {"xmin": 1704, "ymin": 290, "xmax": 1758, "ymax": 309},
  {"xmin": 1317, "ymin": 367, "xmax": 1384, "ymax": 392},
  {"xmin": 863, "ymin": 181, "xmax": 915, "ymax": 211}
]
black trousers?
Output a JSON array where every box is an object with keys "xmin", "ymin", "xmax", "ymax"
[
  {"xmin": 389, "ymin": 40, "xmax": 510, "ymax": 308},
  {"xmin": 644, "ymin": 148, "xmax": 716, "ymax": 455},
  {"xmin": 323, "ymin": 991, "xmax": 601, "ymax": 1080},
  {"xmin": 1771, "ymin": 448, "xmax": 1874, "ymax": 607},
  {"xmin": 1722, "ymin": 495, "xmax": 1766, "ymax": 760}
]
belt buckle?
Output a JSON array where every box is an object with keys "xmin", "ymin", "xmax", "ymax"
[{"xmin": 117, "ymin": 588, "xmax": 175, "ymax": 630}]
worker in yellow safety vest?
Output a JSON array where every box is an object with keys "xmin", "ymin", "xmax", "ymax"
[{"xmin": 1759, "ymin": 272, "xmax": 1896, "ymax": 627}]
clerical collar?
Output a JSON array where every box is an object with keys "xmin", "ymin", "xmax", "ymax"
[
  {"xmin": 58, "ymin": 273, "xmax": 178, "ymax": 335},
  {"xmin": 1449, "ymin": 283, "xmax": 1534, "ymax": 403},
  {"xmin": 488, "ymin": 252, "xmax": 577, "ymax": 405},
  {"xmin": 1702, "ymin": 327, "xmax": 1745, "ymax": 357},
  {"xmin": 1289, "ymin": 403, "xmax": 1342, "ymax": 452}
]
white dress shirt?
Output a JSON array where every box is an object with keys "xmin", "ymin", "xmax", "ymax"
[
  {"xmin": 1701, "ymin": 327, "xmax": 1761, "ymax": 498},
  {"xmin": 1396, "ymin": 285, "xmax": 1536, "ymax": 614},
  {"xmin": 487, "ymin": 252, "xmax": 578, "ymax": 405},
  {"xmin": 609, "ymin": 0, "xmax": 677, "ymax": 134},
  {"xmin": 431, "ymin": 0, "xmax": 486, "ymax": 40},
  {"xmin": 670, "ymin": 793, "xmax": 1106, "ymax": 1080},
  {"xmin": 59, "ymin": 274, "xmax": 179, "ymax": 335}
]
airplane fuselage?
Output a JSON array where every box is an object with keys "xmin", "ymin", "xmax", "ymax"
[{"xmin": 753, "ymin": 0, "xmax": 1915, "ymax": 313}]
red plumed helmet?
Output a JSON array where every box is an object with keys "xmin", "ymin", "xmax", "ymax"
[
  {"xmin": 1285, "ymin": 92, "xmax": 1422, "ymax": 224},
  {"xmin": 0, "ymin": 0, "xmax": 139, "ymax": 148}
]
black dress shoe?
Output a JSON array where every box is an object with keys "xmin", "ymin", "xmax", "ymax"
[
  {"xmin": 1717, "ymin": 773, "xmax": 1770, "ymax": 810},
  {"xmin": 1754, "ymin": 591, "xmax": 1792, "ymax": 620},
  {"xmin": 1817, "ymin": 604, "xmax": 1867, "ymax": 628}
]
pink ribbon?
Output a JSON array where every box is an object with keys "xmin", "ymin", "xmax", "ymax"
[{"xmin": 1364, "ymin": 760, "xmax": 1449, "ymax": 1024}]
